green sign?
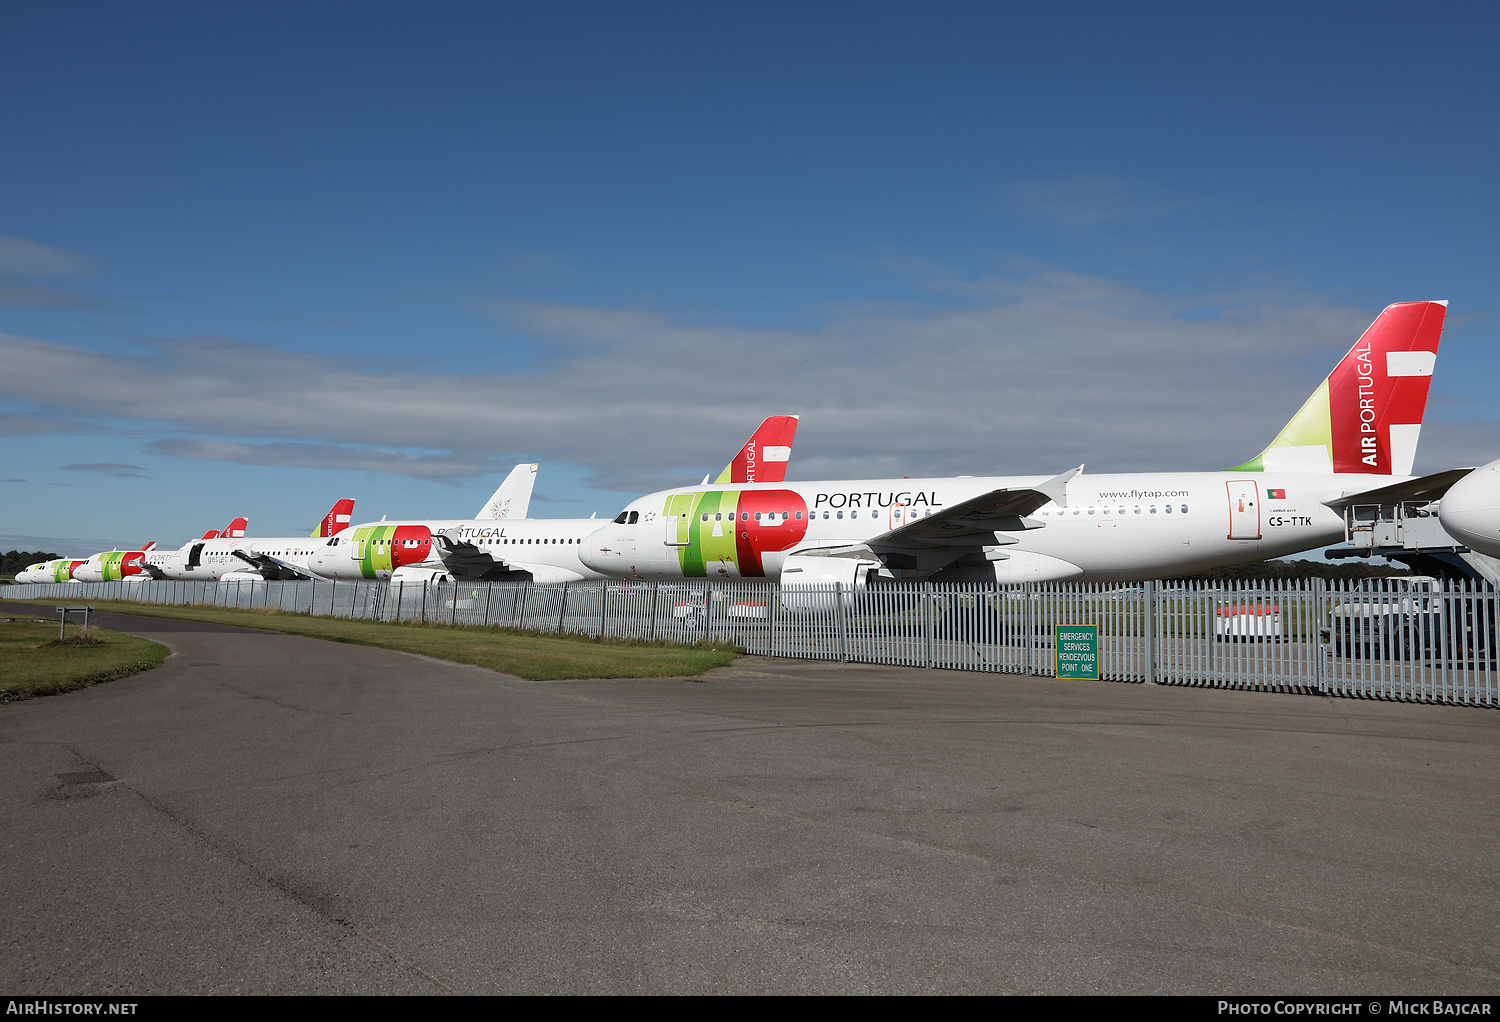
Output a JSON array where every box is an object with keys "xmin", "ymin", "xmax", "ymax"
[{"xmin": 1054, "ymin": 625, "xmax": 1099, "ymax": 680}]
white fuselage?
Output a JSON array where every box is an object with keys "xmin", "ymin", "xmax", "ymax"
[
  {"xmin": 581, "ymin": 471, "xmax": 1399, "ymax": 583},
  {"xmin": 308, "ymin": 517, "xmax": 608, "ymax": 583},
  {"xmin": 146, "ymin": 536, "xmax": 334, "ymax": 580}
]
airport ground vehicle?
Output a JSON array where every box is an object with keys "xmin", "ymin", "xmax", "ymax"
[
  {"xmin": 1215, "ymin": 603, "xmax": 1282, "ymax": 642},
  {"xmin": 1329, "ymin": 576, "xmax": 1444, "ymax": 658}
]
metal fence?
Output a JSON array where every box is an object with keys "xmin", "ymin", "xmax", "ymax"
[{"xmin": 6, "ymin": 576, "xmax": 1495, "ymax": 707}]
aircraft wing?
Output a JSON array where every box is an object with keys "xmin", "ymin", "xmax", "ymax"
[
  {"xmin": 431, "ymin": 529, "xmax": 534, "ymax": 581},
  {"xmin": 430, "ymin": 529, "xmax": 588, "ymax": 583},
  {"xmin": 1323, "ymin": 468, "xmax": 1474, "ymax": 512},
  {"xmin": 229, "ymin": 549, "xmax": 320, "ymax": 581},
  {"xmin": 866, "ymin": 467, "xmax": 1080, "ymax": 553}
]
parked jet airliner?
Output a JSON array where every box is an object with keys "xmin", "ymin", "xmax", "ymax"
[
  {"xmin": 14, "ymin": 557, "xmax": 88, "ymax": 583},
  {"xmin": 579, "ymin": 302, "xmax": 1455, "ymax": 587},
  {"xmin": 311, "ymin": 417, "xmax": 800, "ymax": 584},
  {"xmin": 141, "ymin": 505, "xmax": 355, "ymax": 582}
]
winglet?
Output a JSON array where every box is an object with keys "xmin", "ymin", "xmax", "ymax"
[
  {"xmin": 715, "ymin": 415, "xmax": 799, "ymax": 484},
  {"xmin": 1037, "ymin": 466, "xmax": 1083, "ymax": 508},
  {"xmin": 477, "ymin": 463, "xmax": 538, "ymax": 520}
]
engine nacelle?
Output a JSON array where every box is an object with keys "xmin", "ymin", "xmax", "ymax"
[
  {"xmin": 779, "ymin": 554, "xmax": 882, "ymax": 613},
  {"xmin": 987, "ymin": 550, "xmax": 1084, "ymax": 584},
  {"xmin": 390, "ymin": 565, "xmax": 453, "ymax": 586}
]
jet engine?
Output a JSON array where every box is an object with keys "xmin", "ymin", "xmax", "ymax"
[{"xmin": 778, "ymin": 554, "xmax": 882, "ymax": 613}]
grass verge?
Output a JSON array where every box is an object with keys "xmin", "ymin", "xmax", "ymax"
[
  {"xmin": 0, "ymin": 617, "xmax": 170, "ymax": 703},
  {"xmin": 9, "ymin": 600, "xmax": 740, "ymax": 681}
]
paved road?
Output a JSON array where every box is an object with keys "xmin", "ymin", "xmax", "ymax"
[{"xmin": 1, "ymin": 603, "xmax": 1496, "ymax": 994}]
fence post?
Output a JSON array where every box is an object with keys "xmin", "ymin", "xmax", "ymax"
[
  {"xmin": 1144, "ymin": 579, "xmax": 1158, "ymax": 685},
  {"xmin": 483, "ymin": 582, "xmax": 493, "ymax": 627},
  {"xmin": 599, "ymin": 581, "xmax": 608, "ymax": 638},
  {"xmin": 1314, "ymin": 577, "xmax": 1328, "ymax": 694},
  {"xmin": 835, "ymin": 582, "xmax": 848, "ymax": 662},
  {"xmin": 923, "ymin": 581, "xmax": 934, "ymax": 669},
  {"xmin": 1024, "ymin": 584, "xmax": 1034, "ymax": 674},
  {"xmin": 648, "ymin": 583, "xmax": 659, "ymax": 643},
  {"xmin": 517, "ymin": 582, "xmax": 530, "ymax": 631},
  {"xmin": 557, "ymin": 582, "xmax": 569, "ymax": 635}
]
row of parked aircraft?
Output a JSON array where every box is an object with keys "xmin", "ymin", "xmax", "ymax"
[{"xmin": 18, "ymin": 301, "xmax": 1500, "ymax": 588}]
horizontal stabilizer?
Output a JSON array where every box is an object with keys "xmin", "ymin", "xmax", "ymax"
[{"xmin": 1323, "ymin": 467, "xmax": 1474, "ymax": 511}]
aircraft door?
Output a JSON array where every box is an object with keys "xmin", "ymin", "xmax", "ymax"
[
  {"xmin": 187, "ymin": 543, "xmax": 204, "ymax": 569},
  {"xmin": 888, "ymin": 501, "xmax": 913, "ymax": 531},
  {"xmin": 1226, "ymin": 480, "xmax": 1262, "ymax": 540},
  {"xmin": 664, "ymin": 494, "xmax": 693, "ymax": 548}
]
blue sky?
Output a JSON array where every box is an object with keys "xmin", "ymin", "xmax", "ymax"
[{"xmin": 2, "ymin": 2, "xmax": 1497, "ymax": 552}]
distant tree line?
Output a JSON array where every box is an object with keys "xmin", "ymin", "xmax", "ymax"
[
  {"xmin": 1167, "ymin": 558, "xmax": 1412, "ymax": 582},
  {"xmin": 0, "ymin": 550, "xmax": 61, "ymax": 577}
]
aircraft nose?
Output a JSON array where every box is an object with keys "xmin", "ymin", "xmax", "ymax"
[
  {"xmin": 577, "ymin": 527, "xmax": 613, "ymax": 571},
  {"xmin": 1440, "ymin": 459, "xmax": 1500, "ymax": 554}
]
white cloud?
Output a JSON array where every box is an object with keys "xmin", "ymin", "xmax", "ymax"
[
  {"xmin": 0, "ymin": 271, "xmax": 1456, "ymax": 491},
  {"xmin": 0, "ymin": 235, "xmax": 93, "ymax": 276},
  {"xmin": 146, "ymin": 438, "xmax": 493, "ymax": 480},
  {"xmin": 1007, "ymin": 176, "xmax": 1190, "ymax": 230},
  {"xmin": 60, "ymin": 463, "xmax": 149, "ymax": 479}
]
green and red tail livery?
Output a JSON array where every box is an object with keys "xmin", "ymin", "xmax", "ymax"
[{"xmin": 1233, "ymin": 300, "xmax": 1445, "ymax": 475}]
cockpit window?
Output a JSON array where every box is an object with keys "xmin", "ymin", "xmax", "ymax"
[
  {"xmin": 627, "ymin": 511, "xmax": 639, "ymax": 524},
  {"xmin": 613, "ymin": 511, "xmax": 629, "ymax": 524}
]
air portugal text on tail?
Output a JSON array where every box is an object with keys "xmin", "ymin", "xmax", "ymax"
[
  {"xmin": 717, "ymin": 415, "xmax": 798, "ymax": 485},
  {"xmin": 1232, "ymin": 301, "xmax": 1445, "ymax": 477}
]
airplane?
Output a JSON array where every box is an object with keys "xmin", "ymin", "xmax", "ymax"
[
  {"xmin": 13, "ymin": 557, "xmax": 88, "ymax": 584},
  {"xmin": 310, "ymin": 417, "xmax": 801, "ymax": 585},
  {"xmin": 72, "ymin": 541, "xmax": 158, "ymax": 583},
  {"xmin": 579, "ymin": 302, "xmax": 1458, "ymax": 589},
  {"xmin": 1438, "ymin": 458, "xmax": 1500, "ymax": 558},
  {"xmin": 140, "ymin": 504, "xmax": 355, "ymax": 581}
]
